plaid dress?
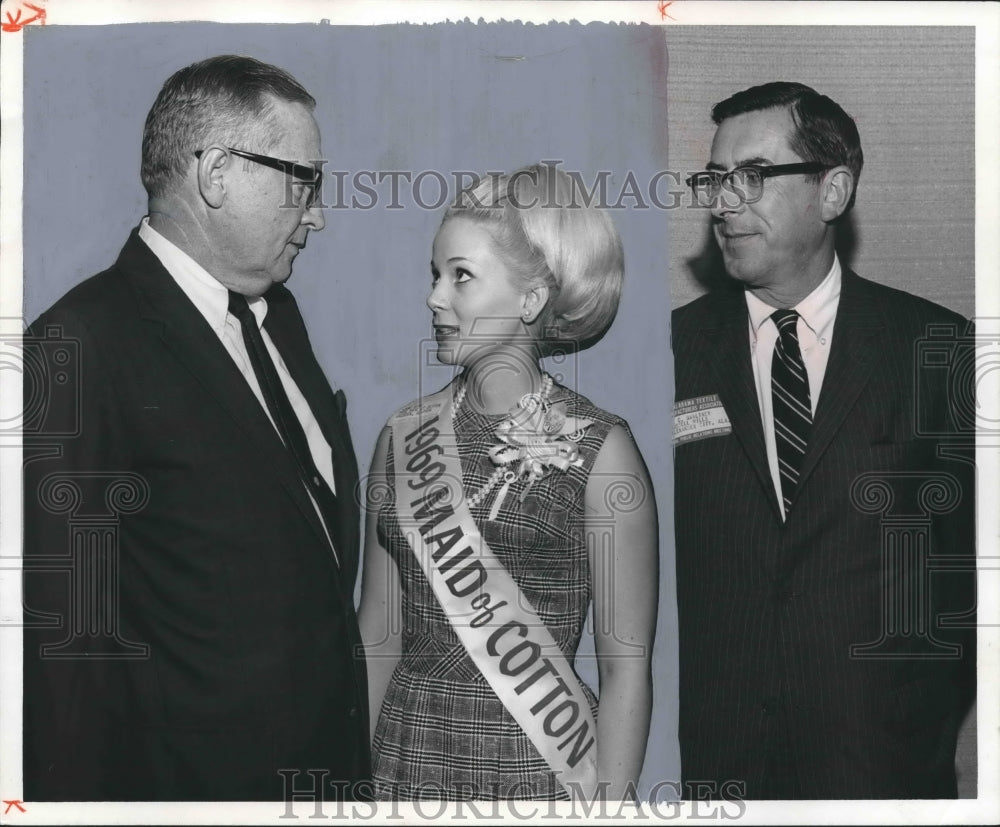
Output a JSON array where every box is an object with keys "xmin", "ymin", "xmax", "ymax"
[{"xmin": 372, "ymin": 382, "xmax": 625, "ymax": 800}]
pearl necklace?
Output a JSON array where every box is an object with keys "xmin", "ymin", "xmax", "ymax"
[{"xmin": 453, "ymin": 373, "xmax": 554, "ymax": 514}]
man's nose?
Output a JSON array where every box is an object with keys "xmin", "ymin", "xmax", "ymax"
[
  {"xmin": 709, "ymin": 186, "xmax": 744, "ymax": 218},
  {"xmin": 302, "ymin": 201, "xmax": 326, "ymax": 231}
]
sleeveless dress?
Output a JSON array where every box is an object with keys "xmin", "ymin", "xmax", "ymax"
[{"xmin": 371, "ymin": 381, "xmax": 626, "ymax": 800}]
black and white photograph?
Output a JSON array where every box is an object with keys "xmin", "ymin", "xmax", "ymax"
[{"xmin": 0, "ymin": 1, "xmax": 996, "ymax": 824}]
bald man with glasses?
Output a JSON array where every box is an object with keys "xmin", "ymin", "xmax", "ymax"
[
  {"xmin": 23, "ymin": 55, "xmax": 370, "ymax": 801},
  {"xmin": 672, "ymin": 82, "xmax": 976, "ymax": 799}
]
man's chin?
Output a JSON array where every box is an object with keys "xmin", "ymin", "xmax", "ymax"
[
  {"xmin": 270, "ymin": 265, "xmax": 295, "ymax": 286},
  {"xmin": 719, "ymin": 255, "xmax": 761, "ymax": 286}
]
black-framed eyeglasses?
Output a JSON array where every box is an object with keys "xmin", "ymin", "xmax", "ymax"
[
  {"xmin": 686, "ymin": 162, "xmax": 834, "ymax": 207},
  {"xmin": 194, "ymin": 147, "xmax": 323, "ymax": 208}
]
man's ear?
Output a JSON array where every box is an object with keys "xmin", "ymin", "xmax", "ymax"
[
  {"xmin": 196, "ymin": 147, "xmax": 229, "ymax": 209},
  {"xmin": 820, "ymin": 166, "xmax": 854, "ymax": 222},
  {"xmin": 521, "ymin": 285, "xmax": 550, "ymax": 324}
]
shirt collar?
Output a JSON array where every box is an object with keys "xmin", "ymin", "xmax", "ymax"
[
  {"xmin": 138, "ymin": 217, "xmax": 268, "ymax": 334},
  {"xmin": 746, "ymin": 254, "xmax": 842, "ymax": 342}
]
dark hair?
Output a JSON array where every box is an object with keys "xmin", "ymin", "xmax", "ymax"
[
  {"xmin": 140, "ymin": 55, "xmax": 315, "ymax": 199},
  {"xmin": 444, "ymin": 164, "xmax": 624, "ymax": 353},
  {"xmin": 712, "ymin": 81, "xmax": 863, "ymax": 210}
]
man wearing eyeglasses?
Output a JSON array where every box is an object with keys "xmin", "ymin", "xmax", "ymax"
[
  {"xmin": 23, "ymin": 56, "xmax": 370, "ymax": 800},
  {"xmin": 672, "ymin": 82, "xmax": 975, "ymax": 799}
]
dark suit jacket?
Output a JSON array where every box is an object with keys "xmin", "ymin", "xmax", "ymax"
[
  {"xmin": 672, "ymin": 269, "xmax": 976, "ymax": 799},
  {"xmin": 23, "ymin": 230, "xmax": 371, "ymax": 801}
]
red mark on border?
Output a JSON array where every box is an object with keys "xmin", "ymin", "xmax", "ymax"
[
  {"xmin": 2, "ymin": 800, "xmax": 26, "ymax": 814},
  {"xmin": 2, "ymin": 1, "xmax": 46, "ymax": 32},
  {"xmin": 658, "ymin": 1, "xmax": 676, "ymax": 21}
]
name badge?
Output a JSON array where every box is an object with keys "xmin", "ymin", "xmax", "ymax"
[{"xmin": 673, "ymin": 394, "xmax": 732, "ymax": 445}]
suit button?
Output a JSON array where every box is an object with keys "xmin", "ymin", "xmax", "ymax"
[
  {"xmin": 313, "ymin": 475, "xmax": 322, "ymax": 487},
  {"xmin": 348, "ymin": 706, "xmax": 359, "ymax": 718}
]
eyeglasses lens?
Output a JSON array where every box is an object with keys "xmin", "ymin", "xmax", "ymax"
[
  {"xmin": 728, "ymin": 168, "xmax": 761, "ymax": 203},
  {"xmin": 690, "ymin": 168, "xmax": 763, "ymax": 207}
]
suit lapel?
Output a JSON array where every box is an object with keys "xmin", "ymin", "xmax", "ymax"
[
  {"xmin": 116, "ymin": 232, "xmax": 341, "ymax": 573},
  {"xmin": 794, "ymin": 269, "xmax": 885, "ymax": 497},
  {"xmin": 263, "ymin": 289, "xmax": 360, "ymax": 584},
  {"xmin": 262, "ymin": 287, "xmax": 344, "ymax": 445},
  {"xmin": 700, "ymin": 289, "xmax": 782, "ymax": 520}
]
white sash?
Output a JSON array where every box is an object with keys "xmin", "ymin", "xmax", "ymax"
[{"xmin": 390, "ymin": 389, "xmax": 598, "ymax": 797}]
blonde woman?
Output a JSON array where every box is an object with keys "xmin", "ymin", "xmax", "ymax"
[{"xmin": 359, "ymin": 164, "xmax": 657, "ymax": 801}]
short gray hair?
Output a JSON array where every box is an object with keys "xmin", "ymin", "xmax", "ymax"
[{"xmin": 140, "ymin": 55, "xmax": 315, "ymax": 199}]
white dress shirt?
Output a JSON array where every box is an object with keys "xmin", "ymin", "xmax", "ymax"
[
  {"xmin": 138, "ymin": 219, "xmax": 340, "ymax": 560},
  {"xmin": 746, "ymin": 255, "xmax": 841, "ymax": 519}
]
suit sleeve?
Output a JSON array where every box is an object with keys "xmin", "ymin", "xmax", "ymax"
[
  {"xmin": 22, "ymin": 307, "xmax": 132, "ymax": 800},
  {"xmin": 936, "ymin": 321, "xmax": 977, "ymax": 708},
  {"xmin": 913, "ymin": 316, "xmax": 977, "ymax": 712}
]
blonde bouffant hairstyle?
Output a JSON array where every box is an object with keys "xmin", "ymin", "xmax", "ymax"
[{"xmin": 442, "ymin": 164, "xmax": 624, "ymax": 354}]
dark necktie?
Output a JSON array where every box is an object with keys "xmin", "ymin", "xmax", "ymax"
[
  {"xmin": 228, "ymin": 291, "xmax": 340, "ymax": 566},
  {"xmin": 771, "ymin": 308, "xmax": 812, "ymax": 514}
]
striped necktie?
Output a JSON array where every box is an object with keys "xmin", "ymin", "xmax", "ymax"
[{"xmin": 771, "ymin": 308, "xmax": 812, "ymax": 514}]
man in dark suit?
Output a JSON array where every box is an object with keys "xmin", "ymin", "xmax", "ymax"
[
  {"xmin": 23, "ymin": 55, "xmax": 369, "ymax": 801},
  {"xmin": 673, "ymin": 82, "xmax": 975, "ymax": 799}
]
